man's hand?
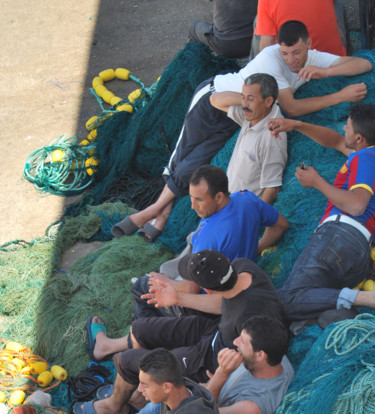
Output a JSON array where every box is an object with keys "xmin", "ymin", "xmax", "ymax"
[
  {"xmin": 297, "ymin": 65, "xmax": 329, "ymax": 81},
  {"xmin": 295, "ymin": 165, "xmax": 321, "ymax": 188},
  {"xmin": 141, "ymin": 275, "xmax": 178, "ymax": 307},
  {"xmin": 216, "ymin": 348, "xmax": 243, "ymax": 376},
  {"xmin": 268, "ymin": 118, "xmax": 298, "ymax": 139},
  {"xmin": 338, "ymin": 83, "xmax": 367, "ymax": 103}
]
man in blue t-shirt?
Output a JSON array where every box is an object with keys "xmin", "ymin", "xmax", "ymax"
[
  {"xmin": 130, "ymin": 164, "xmax": 289, "ymax": 320},
  {"xmin": 268, "ymin": 103, "xmax": 375, "ymax": 326}
]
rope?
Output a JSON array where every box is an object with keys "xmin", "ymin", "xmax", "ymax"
[
  {"xmin": 325, "ymin": 313, "xmax": 375, "ymax": 355},
  {"xmin": 23, "ymin": 134, "xmax": 93, "ymax": 196}
]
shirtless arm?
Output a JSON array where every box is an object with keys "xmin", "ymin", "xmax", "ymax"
[
  {"xmin": 268, "ymin": 118, "xmax": 351, "ymax": 156},
  {"xmin": 259, "ymin": 35, "xmax": 276, "ymax": 51},
  {"xmin": 258, "ymin": 213, "xmax": 289, "ymax": 254},
  {"xmin": 210, "ymin": 92, "xmax": 242, "ymax": 113},
  {"xmin": 142, "ymin": 274, "xmax": 223, "ymax": 314},
  {"xmin": 296, "ymin": 166, "xmax": 372, "ymax": 216},
  {"xmin": 260, "ymin": 186, "xmax": 280, "ymax": 205},
  {"xmin": 278, "ymin": 56, "xmax": 371, "ymax": 117},
  {"xmin": 278, "ymin": 83, "xmax": 368, "ymax": 118}
]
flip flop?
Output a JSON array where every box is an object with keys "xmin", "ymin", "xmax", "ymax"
[
  {"xmin": 73, "ymin": 399, "xmax": 98, "ymax": 414},
  {"xmin": 86, "ymin": 316, "xmax": 107, "ymax": 362},
  {"xmin": 137, "ymin": 222, "xmax": 162, "ymax": 243},
  {"xmin": 96, "ymin": 384, "xmax": 113, "ymax": 400},
  {"xmin": 111, "ymin": 216, "xmax": 140, "ymax": 238}
]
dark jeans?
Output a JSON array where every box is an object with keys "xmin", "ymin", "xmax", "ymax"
[
  {"xmin": 278, "ymin": 221, "xmax": 370, "ymax": 321},
  {"xmin": 165, "ymin": 79, "xmax": 238, "ymax": 197}
]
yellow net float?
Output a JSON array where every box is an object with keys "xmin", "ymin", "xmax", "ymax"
[
  {"xmin": 86, "ymin": 116, "xmax": 98, "ymax": 131},
  {"xmin": 92, "ymin": 76, "xmax": 103, "ymax": 88},
  {"xmin": 9, "ymin": 390, "xmax": 26, "ymax": 405},
  {"xmin": 371, "ymin": 246, "xmax": 375, "ymax": 261},
  {"xmin": 87, "ymin": 129, "xmax": 97, "ymax": 142},
  {"xmin": 115, "ymin": 68, "xmax": 131, "ymax": 80},
  {"xmin": 85, "ymin": 157, "xmax": 100, "ymax": 176},
  {"xmin": 128, "ymin": 88, "xmax": 144, "ymax": 103},
  {"xmin": 94, "ymin": 84, "xmax": 108, "ymax": 99},
  {"xmin": 110, "ymin": 96, "xmax": 122, "ymax": 106},
  {"xmin": 117, "ymin": 103, "xmax": 133, "ymax": 113},
  {"xmin": 363, "ymin": 279, "xmax": 375, "ymax": 291},
  {"xmin": 99, "ymin": 68, "xmax": 116, "ymax": 82}
]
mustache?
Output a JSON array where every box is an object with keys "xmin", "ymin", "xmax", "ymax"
[{"xmin": 243, "ymin": 107, "xmax": 252, "ymax": 112}]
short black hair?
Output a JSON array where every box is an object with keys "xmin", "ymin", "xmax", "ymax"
[
  {"xmin": 349, "ymin": 104, "xmax": 375, "ymax": 146},
  {"xmin": 242, "ymin": 316, "xmax": 288, "ymax": 366},
  {"xmin": 139, "ymin": 348, "xmax": 184, "ymax": 386},
  {"xmin": 190, "ymin": 165, "xmax": 229, "ymax": 198},
  {"xmin": 244, "ymin": 73, "xmax": 279, "ymax": 106},
  {"xmin": 278, "ymin": 20, "xmax": 309, "ymax": 46}
]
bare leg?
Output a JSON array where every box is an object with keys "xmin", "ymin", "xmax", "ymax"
[
  {"xmin": 129, "ymin": 185, "xmax": 176, "ymax": 228},
  {"xmin": 92, "ymin": 373, "xmax": 134, "ymax": 414},
  {"xmin": 90, "ymin": 316, "xmax": 130, "ymax": 361},
  {"xmin": 354, "ymin": 290, "xmax": 375, "ymax": 308}
]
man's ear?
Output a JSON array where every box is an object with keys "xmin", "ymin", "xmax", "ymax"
[
  {"xmin": 215, "ymin": 191, "xmax": 226, "ymax": 204},
  {"xmin": 163, "ymin": 382, "xmax": 174, "ymax": 394},
  {"xmin": 256, "ymin": 350, "xmax": 267, "ymax": 362},
  {"xmin": 265, "ymin": 96, "xmax": 274, "ymax": 108},
  {"xmin": 306, "ymin": 37, "xmax": 312, "ymax": 49}
]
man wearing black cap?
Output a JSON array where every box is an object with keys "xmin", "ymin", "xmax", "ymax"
[{"xmin": 85, "ymin": 250, "xmax": 286, "ymax": 414}]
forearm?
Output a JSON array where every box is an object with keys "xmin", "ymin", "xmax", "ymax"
[
  {"xmin": 260, "ymin": 186, "xmax": 280, "ymax": 205},
  {"xmin": 313, "ymin": 178, "xmax": 367, "ymax": 216},
  {"xmin": 327, "ymin": 57, "xmax": 372, "ymax": 77},
  {"xmin": 293, "ymin": 121, "xmax": 348, "ymax": 154},
  {"xmin": 206, "ymin": 369, "xmax": 230, "ymax": 401},
  {"xmin": 177, "ymin": 291, "xmax": 223, "ymax": 314},
  {"xmin": 258, "ymin": 214, "xmax": 289, "ymax": 254},
  {"xmin": 282, "ymin": 93, "xmax": 343, "ymax": 118},
  {"xmin": 210, "ymin": 92, "xmax": 242, "ymax": 112},
  {"xmin": 259, "ymin": 35, "xmax": 275, "ymax": 51}
]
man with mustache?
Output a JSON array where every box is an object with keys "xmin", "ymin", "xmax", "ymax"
[{"xmin": 210, "ymin": 72, "xmax": 287, "ymax": 205}]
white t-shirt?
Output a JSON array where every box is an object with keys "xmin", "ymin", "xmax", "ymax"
[{"xmin": 214, "ymin": 44, "xmax": 339, "ymax": 93}]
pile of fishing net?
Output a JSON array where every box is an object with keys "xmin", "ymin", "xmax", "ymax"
[{"xmin": 1, "ymin": 42, "xmax": 375, "ymax": 411}]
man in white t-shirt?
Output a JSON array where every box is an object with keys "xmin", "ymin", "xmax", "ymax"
[{"xmin": 111, "ymin": 20, "xmax": 372, "ymax": 242}]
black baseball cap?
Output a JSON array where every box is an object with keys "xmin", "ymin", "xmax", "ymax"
[{"xmin": 178, "ymin": 250, "xmax": 238, "ymax": 291}]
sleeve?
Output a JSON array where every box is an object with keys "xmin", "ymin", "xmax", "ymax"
[
  {"xmin": 308, "ymin": 49, "xmax": 340, "ymax": 68},
  {"xmin": 191, "ymin": 227, "xmax": 220, "ymax": 254},
  {"xmin": 254, "ymin": 0, "xmax": 277, "ymax": 36},
  {"xmin": 228, "ymin": 105, "xmax": 244, "ymax": 127},
  {"xmin": 259, "ymin": 131, "xmax": 288, "ymax": 188},
  {"xmin": 238, "ymin": 46, "xmax": 291, "ymax": 91},
  {"xmin": 348, "ymin": 151, "xmax": 375, "ymax": 194},
  {"xmin": 257, "ymin": 196, "xmax": 279, "ymax": 226}
]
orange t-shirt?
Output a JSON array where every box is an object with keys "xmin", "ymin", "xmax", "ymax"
[{"xmin": 255, "ymin": 0, "xmax": 346, "ymax": 56}]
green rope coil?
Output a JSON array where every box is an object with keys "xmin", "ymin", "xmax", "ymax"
[{"xmin": 23, "ymin": 134, "xmax": 94, "ymax": 196}]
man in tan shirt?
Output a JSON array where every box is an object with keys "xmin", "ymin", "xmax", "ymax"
[{"xmin": 210, "ymin": 73, "xmax": 287, "ymax": 205}]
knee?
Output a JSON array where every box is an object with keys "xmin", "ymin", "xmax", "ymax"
[{"xmin": 131, "ymin": 275, "xmax": 150, "ymax": 298}]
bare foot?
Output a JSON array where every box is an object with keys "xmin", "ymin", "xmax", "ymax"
[{"xmin": 88, "ymin": 316, "xmax": 112, "ymax": 361}]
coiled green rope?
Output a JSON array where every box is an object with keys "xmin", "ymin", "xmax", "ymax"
[{"xmin": 23, "ymin": 134, "xmax": 94, "ymax": 196}]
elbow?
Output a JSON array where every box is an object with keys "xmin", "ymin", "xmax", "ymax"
[
  {"xmin": 363, "ymin": 60, "xmax": 373, "ymax": 72},
  {"xmin": 281, "ymin": 106, "xmax": 300, "ymax": 118},
  {"xmin": 210, "ymin": 93, "xmax": 218, "ymax": 108},
  {"xmin": 349, "ymin": 205, "xmax": 367, "ymax": 217}
]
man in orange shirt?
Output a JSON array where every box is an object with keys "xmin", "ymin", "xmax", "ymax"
[{"xmin": 250, "ymin": 0, "xmax": 349, "ymax": 58}]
